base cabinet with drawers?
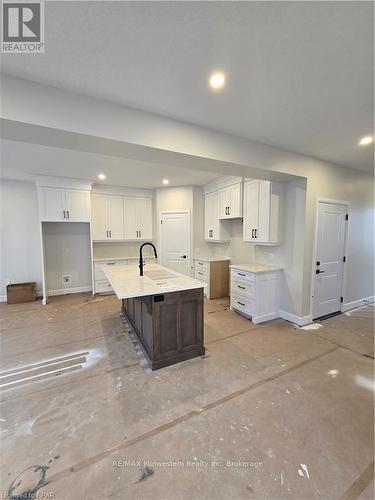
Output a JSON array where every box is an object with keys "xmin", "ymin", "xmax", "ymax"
[
  {"xmin": 194, "ymin": 258, "xmax": 230, "ymax": 299},
  {"xmin": 94, "ymin": 257, "xmax": 156, "ymax": 294},
  {"xmin": 230, "ymin": 265, "xmax": 281, "ymax": 324}
]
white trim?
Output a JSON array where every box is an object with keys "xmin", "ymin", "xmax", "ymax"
[
  {"xmin": 92, "ymin": 185, "xmax": 153, "ymax": 198},
  {"xmin": 158, "ymin": 210, "xmax": 192, "ymax": 276},
  {"xmin": 34, "ymin": 175, "xmax": 92, "ymax": 190},
  {"xmin": 203, "ymin": 176, "xmax": 243, "ymax": 194},
  {"xmin": 252, "ymin": 312, "xmax": 280, "ymax": 324},
  {"xmin": 279, "ymin": 310, "xmax": 313, "ymax": 327},
  {"xmin": 310, "ymin": 198, "xmax": 350, "ymax": 320},
  {"xmin": 48, "ymin": 286, "xmax": 92, "ymax": 296},
  {"xmin": 342, "ymin": 296, "xmax": 375, "ymax": 312}
]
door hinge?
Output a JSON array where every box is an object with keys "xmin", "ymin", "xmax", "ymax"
[
  {"xmin": 343, "ymin": 256, "xmax": 346, "ymax": 263},
  {"xmin": 340, "ymin": 296, "xmax": 343, "ymax": 303},
  {"xmin": 345, "ymin": 214, "xmax": 348, "ymax": 221}
]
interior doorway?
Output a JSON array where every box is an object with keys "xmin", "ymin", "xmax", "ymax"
[{"xmin": 159, "ymin": 211, "xmax": 191, "ymax": 275}]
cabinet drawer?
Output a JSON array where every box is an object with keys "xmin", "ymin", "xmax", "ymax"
[
  {"xmin": 195, "ymin": 268, "xmax": 208, "ymax": 283},
  {"xmin": 231, "ymin": 293, "xmax": 253, "ymax": 316},
  {"xmin": 95, "ymin": 260, "xmax": 127, "ymax": 269},
  {"xmin": 231, "ymin": 279, "xmax": 255, "ymax": 299},
  {"xmin": 194, "ymin": 260, "xmax": 209, "ymax": 271},
  {"xmin": 231, "ymin": 269, "xmax": 256, "ymax": 282},
  {"xmin": 95, "ymin": 280, "xmax": 114, "ymax": 294}
]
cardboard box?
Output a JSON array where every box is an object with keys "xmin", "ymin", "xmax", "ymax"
[{"xmin": 7, "ymin": 282, "xmax": 36, "ymax": 304}]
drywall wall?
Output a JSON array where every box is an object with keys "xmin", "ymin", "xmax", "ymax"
[
  {"xmin": 0, "ymin": 180, "xmax": 42, "ymax": 298},
  {"xmin": 43, "ymin": 222, "xmax": 91, "ymax": 294}
]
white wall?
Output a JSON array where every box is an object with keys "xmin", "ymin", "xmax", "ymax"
[
  {"xmin": 0, "ymin": 180, "xmax": 42, "ymax": 297},
  {"xmin": 43, "ymin": 222, "xmax": 91, "ymax": 294}
]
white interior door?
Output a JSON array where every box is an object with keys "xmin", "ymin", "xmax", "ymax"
[
  {"xmin": 160, "ymin": 212, "xmax": 190, "ymax": 275},
  {"xmin": 313, "ymin": 202, "xmax": 347, "ymax": 319}
]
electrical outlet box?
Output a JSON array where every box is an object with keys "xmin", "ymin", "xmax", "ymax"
[{"xmin": 62, "ymin": 275, "xmax": 72, "ymax": 284}]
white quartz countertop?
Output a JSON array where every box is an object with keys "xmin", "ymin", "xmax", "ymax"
[
  {"xmin": 103, "ymin": 263, "xmax": 205, "ymax": 299},
  {"xmin": 194, "ymin": 256, "xmax": 231, "ymax": 262},
  {"xmin": 229, "ymin": 263, "xmax": 282, "ymax": 273},
  {"xmin": 93, "ymin": 256, "xmax": 155, "ymax": 262}
]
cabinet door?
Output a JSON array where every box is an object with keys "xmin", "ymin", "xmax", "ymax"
[
  {"xmin": 124, "ymin": 197, "xmax": 139, "ymax": 239},
  {"xmin": 91, "ymin": 194, "xmax": 108, "ymax": 240},
  {"xmin": 218, "ymin": 188, "xmax": 230, "ymax": 219},
  {"xmin": 257, "ymin": 181, "xmax": 271, "ymax": 242},
  {"xmin": 243, "ymin": 180, "xmax": 259, "ymax": 241},
  {"xmin": 138, "ymin": 197, "xmax": 153, "ymax": 240},
  {"xmin": 228, "ymin": 183, "xmax": 242, "ymax": 218},
  {"xmin": 40, "ymin": 187, "xmax": 65, "ymax": 221},
  {"xmin": 65, "ymin": 190, "xmax": 91, "ymax": 222},
  {"xmin": 108, "ymin": 195, "xmax": 124, "ymax": 240},
  {"xmin": 205, "ymin": 192, "xmax": 218, "ymax": 239}
]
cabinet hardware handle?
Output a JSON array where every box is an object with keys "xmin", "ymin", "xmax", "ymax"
[
  {"xmin": 106, "ymin": 230, "xmax": 108, "ymax": 237},
  {"xmin": 139, "ymin": 230, "xmax": 141, "ymax": 238},
  {"xmin": 237, "ymin": 285, "xmax": 245, "ymax": 289},
  {"xmin": 251, "ymin": 229, "xmax": 254, "ymax": 238},
  {"xmin": 63, "ymin": 210, "xmax": 65, "ymax": 219},
  {"xmin": 109, "ymin": 230, "xmax": 112, "ymax": 238},
  {"xmin": 238, "ymin": 272, "xmax": 245, "ymax": 276},
  {"xmin": 254, "ymin": 229, "xmax": 257, "ymax": 238},
  {"xmin": 67, "ymin": 210, "xmax": 70, "ymax": 219},
  {"xmin": 198, "ymin": 272, "xmax": 203, "ymax": 275},
  {"xmin": 237, "ymin": 301, "xmax": 245, "ymax": 306},
  {"xmin": 136, "ymin": 230, "xmax": 138, "ymax": 237},
  {"xmin": 228, "ymin": 206, "xmax": 230, "ymax": 215},
  {"xmin": 107, "ymin": 262, "xmax": 115, "ymax": 266}
]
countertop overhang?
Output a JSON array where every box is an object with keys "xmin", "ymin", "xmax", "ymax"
[
  {"xmin": 103, "ymin": 263, "xmax": 205, "ymax": 299},
  {"xmin": 229, "ymin": 263, "xmax": 282, "ymax": 273}
]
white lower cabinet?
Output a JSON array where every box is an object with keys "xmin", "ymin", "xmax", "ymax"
[
  {"xmin": 194, "ymin": 258, "xmax": 230, "ymax": 299},
  {"xmin": 230, "ymin": 265, "xmax": 281, "ymax": 324}
]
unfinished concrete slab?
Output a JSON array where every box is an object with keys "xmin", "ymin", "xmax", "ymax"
[{"xmin": 0, "ymin": 295, "xmax": 373, "ymax": 499}]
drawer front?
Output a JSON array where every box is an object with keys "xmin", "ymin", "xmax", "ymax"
[
  {"xmin": 231, "ymin": 279, "xmax": 255, "ymax": 299},
  {"xmin": 231, "ymin": 293, "xmax": 253, "ymax": 315},
  {"xmin": 194, "ymin": 268, "xmax": 208, "ymax": 283},
  {"xmin": 95, "ymin": 280, "xmax": 114, "ymax": 294},
  {"xmin": 231, "ymin": 269, "xmax": 255, "ymax": 282},
  {"xmin": 194, "ymin": 260, "xmax": 209, "ymax": 271}
]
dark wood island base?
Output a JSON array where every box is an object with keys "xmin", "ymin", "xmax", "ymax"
[{"xmin": 121, "ymin": 288, "xmax": 205, "ymax": 370}]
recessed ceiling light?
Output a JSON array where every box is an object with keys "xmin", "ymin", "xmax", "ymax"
[
  {"xmin": 162, "ymin": 179, "xmax": 169, "ymax": 185},
  {"xmin": 359, "ymin": 136, "xmax": 373, "ymax": 146},
  {"xmin": 98, "ymin": 173, "xmax": 106, "ymax": 180},
  {"xmin": 209, "ymin": 72, "xmax": 226, "ymax": 90}
]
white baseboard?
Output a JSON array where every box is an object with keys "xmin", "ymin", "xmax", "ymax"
[
  {"xmin": 252, "ymin": 312, "xmax": 280, "ymax": 324},
  {"xmin": 48, "ymin": 286, "xmax": 92, "ymax": 297},
  {"xmin": 342, "ymin": 295, "xmax": 375, "ymax": 312},
  {"xmin": 279, "ymin": 310, "xmax": 312, "ymax": 327}
]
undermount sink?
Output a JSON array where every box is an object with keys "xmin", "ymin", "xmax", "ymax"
[{"xmin": 144, "ymin": 270, "xmax": 176, "ymax": 280}]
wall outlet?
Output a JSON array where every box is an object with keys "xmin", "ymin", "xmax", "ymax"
[{"xmin": 62, "ymin": 275, "xmax": 72, "ymax": 284}]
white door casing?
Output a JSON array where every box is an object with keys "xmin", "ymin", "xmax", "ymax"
[
  {"xmin": 159, "ymin": 211, "xmax": 190, "ymax": 275},
  {"xmin": 313, "ymin": 201, "xmax": 348, "ymax": 319}
]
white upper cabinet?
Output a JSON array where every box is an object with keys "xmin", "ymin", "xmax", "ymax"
[
  {"xmin": 92, "ymin": 194, "xmax": 124, "ymax": 240},
  {"xmin": 124, "ymin": 197, "xmax": 153, "ymax": 240},
  {"xmin": 243, "ymin": 179, "xmax": 282, "ymax": 245},
  {"xmin": 205, "ymin": 191, "xmax": 230, "ymax": 242},
  {"xmin": 218, "ymin": 181, "xmax": 242, "ymax": 219},
  {"xmin": 39, "ymin": 187, "xmax": 91, "ymax": 222}
]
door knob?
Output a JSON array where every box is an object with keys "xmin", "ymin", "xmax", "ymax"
[{"xmin": 316, "ymin": 269, "xmax": 325, "ymax": 274}]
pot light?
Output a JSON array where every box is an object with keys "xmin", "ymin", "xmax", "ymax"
[
  {"xmin": 359, "ymin": 136, "xmax": 373, "ymax": 146},
  {"xmin": 162, "ymin": 179, "xmax": 169, "ymax": 185},
  {"xmin": 209, "ymin": 72, "xmax": 226, "ymax": 90},
  {"xmin": 98, "ymin": 173, "xmax": 106, "ymax": 180}
]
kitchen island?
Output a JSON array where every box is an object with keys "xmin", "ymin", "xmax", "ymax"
[{"xmin": 103, "ymin": 263, "xmax": 205, "ymax": 370}]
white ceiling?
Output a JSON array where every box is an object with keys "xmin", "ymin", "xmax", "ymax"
[
  {"xmin": 0, "ymin": 139, "xmax": 221, "ymax": 188},
  {"xmin": 1, "ymin": 1, "xmax": 374, "ymax": 172}
]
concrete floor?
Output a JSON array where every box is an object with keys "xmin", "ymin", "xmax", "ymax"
[{"xmin": 0, "ymin": 294, "xmax": 373, "ymax": 500}]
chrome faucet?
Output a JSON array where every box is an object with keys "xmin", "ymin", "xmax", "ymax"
[{"xmin": 139, "ymin": 242, "xmax": 158, "ymax": 276}]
